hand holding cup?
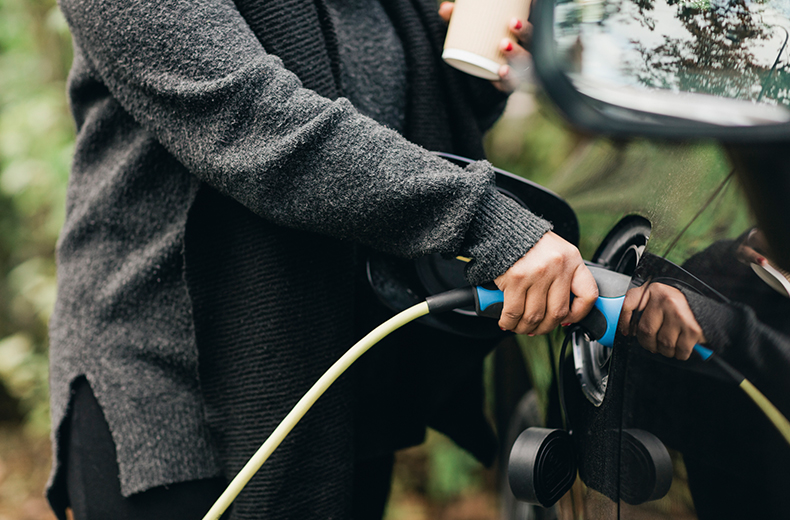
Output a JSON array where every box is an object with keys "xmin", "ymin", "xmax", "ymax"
[{"xmin": 439, "ymin": 0, "xmax": 533, "ymax": 88}]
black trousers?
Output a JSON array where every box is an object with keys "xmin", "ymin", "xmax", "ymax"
[{"xmin": 63, "ymin": 378, "xmax": 393, "ymax": 520}]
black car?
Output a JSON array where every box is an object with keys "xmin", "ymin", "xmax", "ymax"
[{"xmin": 502, "ymin": 0, "xmax": 790, "ymax": 517}]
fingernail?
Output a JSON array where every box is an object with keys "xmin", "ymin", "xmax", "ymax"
[
  {"xmin": 528, "ymin": 333, "xmax": 535, "ymax": 337},
  {"xmin": 505, "ymin": 41, "xmax": 514, "ymax": 52},
  {"xmin": 562, "ymin": 323, "xmax": 571, "ymax": 327},
  {"xmin": 757, "ymin": 255, "xmax": 767, "ymax": 265},
  {"xmin": 514, "ymin": 19, "xmax": 523, "ymax": 30},
  {"xmin": 500, "ymin": 327, "xmax": 507, "ymax": 331}
]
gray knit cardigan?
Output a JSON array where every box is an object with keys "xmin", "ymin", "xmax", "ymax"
[{"xmin": 48, "ymin": 0, "xmax": 551, "ymax": 514}]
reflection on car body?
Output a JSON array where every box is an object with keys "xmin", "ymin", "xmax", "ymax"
[{"xmin": 551, "ymin": 226, "xmax": 790, "ymax": 518}]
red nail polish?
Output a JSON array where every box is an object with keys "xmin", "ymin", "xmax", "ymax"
[
  {"xmin": 562, "ymin": 323, "xmax": 571, "ymax": 327},
  {"xmin": 757, "ymin": 255, "xmax": 767, "ymax": 265},
  {"xmin": 500, "ymin": 327, "xmax": 507, "ymax": 331},
  {"xmin": 514, "ymin": 20, "xmax": 523, "ymax": 30},
  {"xmin": 505, "ymin": 41, "xmax": 513, "ymax": 52},
  {"xmin": 528, "ymin": 333, "xmax": 535, "ymax": 337}
]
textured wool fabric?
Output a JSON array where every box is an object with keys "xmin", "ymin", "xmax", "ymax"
[
  {"xmin": 185, "ymin": 190, "xmax": 360, "ymax": 519},
  {"xmin": 325, "ymin": 0, "xmax": 408, "ymax": 132},
  {"xmin": 64, "ymin": 378, "xmax": 230, "ymax": 520},
  {"xmin": 48, "ymin": 0, "xmax": 552, "ymax": 516}
]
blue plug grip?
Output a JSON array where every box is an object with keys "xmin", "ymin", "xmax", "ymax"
[
  {"xmin": 693, "ymin": 344, "xmax": 713, "ymax": 360},
  {"xmin": 594, "ymin": 295, "xmax": 625, "ymax": 348},
  {"xmin": 474, "ymin": 286, "xmax": 505, "ymax": 319},
  {"xmin": 473, "ymin": 287, "xmax": 624, "ymax": 342},
  {"xmin": 476, "ymin": 286, "xmax": 504, "ymax": 312},
  {"xmin": 473, "ymin": 285, "xmax": 707, "ymax": 357}
]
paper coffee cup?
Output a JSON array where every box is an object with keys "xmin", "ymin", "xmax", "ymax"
[{"xmin": 443, "ymin": 0, "xmax": 530, "ymax": 81}]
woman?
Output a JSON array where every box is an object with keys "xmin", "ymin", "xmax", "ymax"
[{"xmin": 47, "ymin": 0, "xmax": 597, "ymax": 518}]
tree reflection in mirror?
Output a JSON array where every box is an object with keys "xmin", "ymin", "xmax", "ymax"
[{"xmin": 553, "ymin": 0, "xmax": 790, "ymax": 124}]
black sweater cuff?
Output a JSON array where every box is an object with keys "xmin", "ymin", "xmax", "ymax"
[{"xmin": 459, "ymin": 186, "xmax": 552, "ymax": 285}]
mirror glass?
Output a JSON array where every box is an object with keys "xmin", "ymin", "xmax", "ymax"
[{"xmin": 552, "ymin": 0, "xmax": 790, "ymax": 124}]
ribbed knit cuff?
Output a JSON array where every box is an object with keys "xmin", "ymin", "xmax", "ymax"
[{"xmin": 459, "ymin": 186, "xmax": 553, "ymax": 285}]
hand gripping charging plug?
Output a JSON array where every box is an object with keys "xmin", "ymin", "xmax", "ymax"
[{"xmin": 471, "ymin": 264, "xmax": 631, "ymax": 347}]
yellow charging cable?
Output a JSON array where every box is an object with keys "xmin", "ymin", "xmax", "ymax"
[
  {"xmin": 702, "ymin": 348, "xmax": 790, "ymax": 447},
  {"xmin": 201, "ymin": 301, "xmax": 430, "ymax": 520},
  {"xmin": 739, "ymin": 378, "xmax": 790, "ymax": 446}
]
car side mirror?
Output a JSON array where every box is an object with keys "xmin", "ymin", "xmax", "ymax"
[{"xmin": 530, "ymin": 0, "xmax": 790, "ymax": 142}]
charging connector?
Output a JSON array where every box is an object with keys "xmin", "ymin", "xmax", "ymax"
[{"xmin": 425, "ymin": 286, "xmax": 476, "ymax": 314}]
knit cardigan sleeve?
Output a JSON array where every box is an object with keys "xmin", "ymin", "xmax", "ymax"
[{"xmin": 59, "ymin": 0, "xmax": 551, "ymax": 284}]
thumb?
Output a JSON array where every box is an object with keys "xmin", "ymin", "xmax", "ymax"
[{"xmin": 566, "ymin": 264, "xmax": 599, "ymax": 323}]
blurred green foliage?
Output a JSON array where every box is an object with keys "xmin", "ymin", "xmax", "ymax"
[
  {"xmin": 0, "ymin": 0, "xmax": 73, "ymax": 434},
  {"xmin": 425, "ymin": 432, "xmax": 484, "ymax": 501}
]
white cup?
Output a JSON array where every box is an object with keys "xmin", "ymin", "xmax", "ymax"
[{"xmin": 443, "ymin": 0, "xmax": 531, "ymax": 81}]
